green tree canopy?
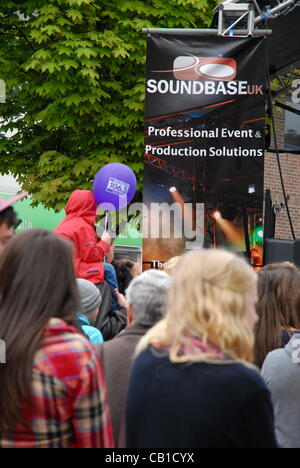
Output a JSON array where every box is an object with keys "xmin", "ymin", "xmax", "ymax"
[{"xmin": 0, "ymin": 0, "xmax": 216, "ymax": 210}]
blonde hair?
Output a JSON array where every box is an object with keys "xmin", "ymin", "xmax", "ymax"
[
  {"xmin": 162, "ymin": 256, "xmax": 181, "ymax": 276},
  {"xmin": 137, "ymin": 249, "xmax": 257, "ymax": 364}
]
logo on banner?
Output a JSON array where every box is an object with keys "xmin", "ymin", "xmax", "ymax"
[
  {"xmin": 106, "ymin": 177, "xmax": 130, "ymax": 196},
  {"xmin": 173, "ymin": 56, "xmax": 237, "ymax": 81},
  {"xmin": 148, "ymin": 54, "xmax": 262, "ymax": 96}
]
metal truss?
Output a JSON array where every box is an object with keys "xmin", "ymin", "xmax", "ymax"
[
  {"xmin": 216, "ymin": 0, "xmax": 298, "ymax": 36},
  {"xmin": 271, "ymin": 68, "xmax": 300, "ymax": 99},
  {"xmin": 144, "ymin": 153, "xmax": 196, "ymax": 186},
  {"xmin": 144, "ymin": 153, "xmax": 262, "ymax": 209}
]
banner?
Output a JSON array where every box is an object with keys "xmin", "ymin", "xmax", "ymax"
[{"xmin": 143, "ymin": 35, "xmax": 267, "ymax": 269}]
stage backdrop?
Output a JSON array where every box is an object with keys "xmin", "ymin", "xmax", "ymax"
[{"xmin": 143, "ymin": 34, "xmax": 267, "ymax": 269}]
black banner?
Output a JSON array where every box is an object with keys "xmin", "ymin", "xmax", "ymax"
[{"xmin": 143, "ymin": 35, "xmax": 267, "ymax": 269}]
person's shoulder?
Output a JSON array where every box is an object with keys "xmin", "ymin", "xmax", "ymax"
[
  {"xmin": 35, "ymin": 326, "xmax": 98, "ymax": 380},
  {"xmin": 261, "ymin": 347, "xmax": 291, "ymax": 379},
  {"xmin": 132, "ymin": 345, "xmax": 170, "ymax": 373},
  {"xmin": 264, "ymin": 347, "xmax": 287, "ymax": 363},
  {"xmin": 231, "ymin": 362, "xmax": 265, "ymax": 386},
  {"xmin": 100, "ymin": 329, "xmax": 139, "ymax": 357},
  {"xmin": 82, "ymin": 325, "xmax": 103, "ymax": 345},
  {"xmin": 193, "ymin": 360, "xmax": 266, "ymax": 393}
]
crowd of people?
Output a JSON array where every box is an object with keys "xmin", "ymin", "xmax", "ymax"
[{"xmin": 0, "ymin": 190, "xmax": 299, "ymax": 448}]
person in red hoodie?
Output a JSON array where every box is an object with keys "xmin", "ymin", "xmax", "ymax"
[
  {"xmin": 55, "ymin": 190, "xmax": 111, "ymax": 284},
  {"xmin": 55, "ymin": 190, "xmax": 127, "ymax": 341}
]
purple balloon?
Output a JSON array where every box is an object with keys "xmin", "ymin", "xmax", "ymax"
[{"xmin": 93, "ymin": 163, "xmax": 137, "ymax": 211}]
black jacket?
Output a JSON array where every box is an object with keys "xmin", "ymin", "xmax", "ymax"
[
  {"xmin": 94, "ymin": 283, "xmax": 127, "ymax": 341},
  {"xmin": 126, "ymin": 346, "xmax": 278, "ymax": 448}
]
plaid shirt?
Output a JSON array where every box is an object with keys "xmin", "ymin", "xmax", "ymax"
[{"xmin": 0, "ymin": 319, "xmax": 114, "ymax": 448}]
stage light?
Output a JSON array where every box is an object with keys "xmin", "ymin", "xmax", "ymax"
[
  {"xmin": 258, "ymin": 230, "xmax": 264, "ymax": 239},
  {"xmin": 248, "ymin": 185, "xmax": 256, "ymax": 194},
  {"xmin": 169, "ymin": 186, "xmax": 177, "ymax": 193},
  {"xmin": 213, "ymin": 211, "xmax": 221, "ymax": 220},
  {"xmin": 251, "ymin": 226, "xmax": 264, "ymax": 246}
]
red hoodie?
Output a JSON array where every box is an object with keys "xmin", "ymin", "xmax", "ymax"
[{"xmin": 54, "ymin": 190, "xmax": 110, "ymax": 284}]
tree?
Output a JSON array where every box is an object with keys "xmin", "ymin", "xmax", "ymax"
[{"xmin": 0, "ymin": 0, "xmax": 217, "ymax": 210}]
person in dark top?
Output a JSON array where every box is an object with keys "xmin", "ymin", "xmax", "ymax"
[
  {"xmin": 112, "ymin": 259, "xmax": 140, "ymax": 294},
  {"xmin": 254, "ymin": 262, "xmax": 300, "ymax": 368},
  {"xmin": 97, "ymin": 269, "xmax": 171, "ymax": 445},
  {"xmin": 125, "ymin": 249, "xmax": 277, "ymax": 449}
]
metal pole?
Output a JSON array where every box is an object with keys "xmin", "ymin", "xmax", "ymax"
[
  {"xmin": 242, "ymin": 207, "xmax": 251, "ymax": 260},
  {"xmin": 218, "ymin": 9, "xmax": 224, "ymax": 36},
  {"xmin": 254, "ymin": 0, "xmax": 295, "ymax": 24},
  {"xmin": 142, "ymin": 28, "xmax": 272, "ymax": 36}
]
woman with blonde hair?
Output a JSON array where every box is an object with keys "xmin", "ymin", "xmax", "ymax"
[
  {"xmin": 125, "ymin": 249, "xmax": 277, "ymax": 448},
  {"xmin": 162, "ymin": 256, "xmax": 180, "ymax": 276}
]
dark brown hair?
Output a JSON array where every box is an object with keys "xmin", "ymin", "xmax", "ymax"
[
  {"xmin": 0, "ymin": 229, "xmax": 81, "ymax": 430},
  {"xmin": 254, "ymin": 262, "xmax": 300, "ymax": 368},
  {"xmin": 113, "ymin": 259, "xmax": 135, "ymax": 294},
  {"xmin": 0, "ymin": 207, "xmax": 18, "ymax": 228}
]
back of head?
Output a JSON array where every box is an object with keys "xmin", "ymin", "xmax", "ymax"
[
  {"xmin": 0, "ymin": 192, "xmax": 27, "ymax": 230},
  {"xmin": 0, "ymin": 208, "xmax": 19, "ymax": 255},
  {"xmin": 64, "ymin": 190, "xmax": 97, "ymax": 222},
  {"xmin": 0, "ymin": 207, "xmax": 18, "ymax": 229},
  {"xmin": 76, "ymin": 278, "xmax": 102, "ymax": 316},
  {"xmin": 137, "ymin": 249, "xmax": 257, "ymax": 364},
  {"xmin": 113, "ymin": 259, "xmax": 135, "ymax": 294},
  {"xmin": 254, "ymin": 262, "xmax": 300, "ymax": 368},
  {"xmin": 0, "ymin": 229, "xmax": 80, "ymax": 321},
  {"xmin": 0, "ymin": 229, "xmax": 81, "ymax": 430},
  {"xmin": 126, "ymin": 269, "xmax": 172, "ymax": 328}
]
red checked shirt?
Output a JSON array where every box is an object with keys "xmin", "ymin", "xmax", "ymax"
[{"xmin": 0, "ymin": 319, "xmax": 114, "ymax": 448}]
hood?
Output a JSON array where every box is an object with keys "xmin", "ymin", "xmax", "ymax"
[
  {"xmin": 65, "ymin": 190, "xmax": 97, "ymax": 226},
  {"xmin": 285, "ymin": 332, "xmax": 300, "ymax": 364},
  {"xmin": 77, "ymin": 314, "xmax": 91, "ymax": 326}
]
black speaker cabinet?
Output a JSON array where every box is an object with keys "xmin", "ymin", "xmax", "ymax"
[
  {"xmin": 293, "ymin": 240, "xmax": 300, "ymax": 267},
  {"xmin": 264, "ymin": 239, "xmax": 300, "ymax": 267}
]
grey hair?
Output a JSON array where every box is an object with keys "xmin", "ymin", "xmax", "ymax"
[{"xmin": 125, "ymin": 269, "xmax": 172, "ymax": 328}]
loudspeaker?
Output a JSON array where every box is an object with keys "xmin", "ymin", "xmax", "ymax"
[
  {"xmin": 264, "ymin": 239, "xmax": 294, "ymax": 265},
  {"xmin": 264, "ymin": 239, "xmax": 300, "ymax": 267},
  {"xmin": 293, "ymin": 240, "xmax": 300, "ymax": 267}
]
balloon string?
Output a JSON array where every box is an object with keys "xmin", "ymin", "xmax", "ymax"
[{"xmin": 104, "ymin": 211, "xmax": 109, "ymax": 263}]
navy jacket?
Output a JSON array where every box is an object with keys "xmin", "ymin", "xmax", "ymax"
[{"xmin": 125, "ymin": 346, "xmax": 277, "ymax": 448}]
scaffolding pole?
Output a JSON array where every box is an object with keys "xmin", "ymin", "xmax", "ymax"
[{"xmin": 142, "ymin": 28, "xmax": 272, "ymax": 36}]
